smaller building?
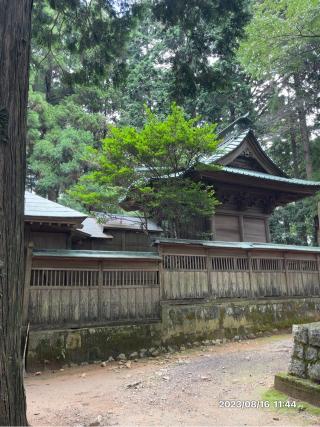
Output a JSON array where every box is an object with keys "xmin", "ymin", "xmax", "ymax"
[
  {"xmin": 73, "ymin": 214, "xmax": 162, "ymax": 251},
  {"xmin": 25, "ymin": 192, "xmax": 162, "ymax": 251},
  {"xmin": 25, "ymin": 192, "xmax": 87, "ymax": 249}
]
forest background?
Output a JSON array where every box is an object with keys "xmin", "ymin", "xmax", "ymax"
[{"xmin": 28, "ymin": 0, "xmax": 320, "ymax": 245}]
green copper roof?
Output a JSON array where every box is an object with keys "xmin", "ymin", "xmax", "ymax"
[
  {"xmin": 198, "ymin": 121, "xmax": 320, "ymax": 188},
  {"xmin": 220, "ymin": 166, "xmax": 320, "ymax": 187},
  {"xmin": 33, "ymin": 249, "xmax": 161, "ymax": 260},
  {"xmin": 201, "ymin": 129, "xmax": 249, "ymax": 164},
  {"xmin": 154, "ymin": 238, "xmax": 320, "ymax": 253}
]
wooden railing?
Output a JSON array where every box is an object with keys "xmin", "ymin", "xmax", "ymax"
[
  {"xmin": 161, "ymin": 248, "xmax": 320, "ymax": 299},
  {"xmin": 27, "ymin": 254, "xmax": 161, "ymax": 327},
  {"xmin": 26, "ymin": 243, "xmax": 320, "ymax": 328}
]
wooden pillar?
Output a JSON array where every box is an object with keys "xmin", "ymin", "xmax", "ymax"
[
  {"xmin": 317, "ymin": 255, "xmax": 320, "ymax": 296},
  {"xmin": 317, "ymin": 202, "xmax": 320, "ymax": 246},
  {"xmin": 265, "ymin": 218, "xmax": 271, "ymax": 243},
  {"xmin": 210, "ymin": 215, "xmax": 216, "ymax": 240},
  {"xmin": 121, "ymin": 231, "xmax": 126, "ymax": 250},
  {"xmin": 247, "ymin": 250, "xmax": 253, "ymax": 298},
  {"xmin": 283, "ymin": 252, "xmax": 289, "ymax": 296},
  {"xmin": 98, "ymin": 260, "xmax": 103, "ymax": 321},
  {"xmin": 206, "ymin": 248, "xmax": 212, "ymax": 297},
  {"xmin": 158, "ymin": 245, "xmax": 165, "ymax": 302},
  {"xmin": 23, "ymin": 242, "xmax": 34, "ymax": 325},
  {"xmin": 66, "ymin": 231, "xmax": 72, "ymax": 249},
  {"xmin": 239, "ymin": 215, "xmax": 244, "ymax": 242}
]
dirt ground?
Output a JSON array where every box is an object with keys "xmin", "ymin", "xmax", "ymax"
[{"xmin": 26, "ymin": 335, "xmax": 320, "ymax": 427}]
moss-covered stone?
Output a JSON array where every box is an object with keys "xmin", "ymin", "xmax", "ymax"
[
  {"xmin": 274, "ymin": 372, "xmax": 320, "ymax": 407},
  {"xmin": 27, "ymin": 297, "xmax": 320, "ymax": 370}
]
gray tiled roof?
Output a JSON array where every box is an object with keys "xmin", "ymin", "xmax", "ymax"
[
  {"xmin": 78, "ymin": 217, "xmax": 113, "ymax": 239},
  {"xmin": 25, "ymin": 191, "xmax": 87, "ymax": 220},
  {"xmin": 96, "ymin": 213, "xmax": 162, "ymax": 232}
]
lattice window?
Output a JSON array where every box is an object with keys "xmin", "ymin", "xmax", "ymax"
[
  {"xmin": 30, "ymin": 269, "xmax": 99, "ymax": 287},
  {"xmin": 236, "ymin": 258, "xmax": 250, "ymax": 270},
  {"xmin": 210, "ymin": 257, "xmax": 249, "ymax": 271},
  {"xmin": 287, "ymin": 260, "xmax": 318, "ymax": 272},
  {"xmin": 103, "ymin": 270, "xmax": 159, "ymax": 286},
  {"xmin": 251, "ymin": 258, "xmax": 284, "ymax": 271},
  {"xmin": 300, "ymin": 260, "xmax": 318, "ymax": 271},
  {"xmin": 163, "ymin": 255, "xmax": 207, "ymax": 270}
]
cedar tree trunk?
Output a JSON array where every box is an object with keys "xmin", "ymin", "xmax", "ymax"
[
  {"xmin": 288, "ymin": 112, "xmax": 299, "ymax": 177},
  {"xmin": 0, "ymin": 1, "xmax": 33, "ymax": 425},
  {"xmin": 293, "ymin": 74, "xmax": 313, "ymax": 179}
]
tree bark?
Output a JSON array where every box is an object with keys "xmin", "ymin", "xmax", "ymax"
[
  {"xmin": 0, "ymin": 1, "xmax": 33, "ymax": 425},
  {"xmin": 293, "ymin": 74, "xmax": 313, "ymax": 179},
  {"xmin": 288, "ymin": 112, "xmax": 299, "ymax": 177}
]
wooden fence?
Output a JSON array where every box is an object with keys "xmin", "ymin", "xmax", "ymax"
[
  {"xmin": 25, "ymin": 242, "xmax": 320, "ymax": 329},
  {"xmin": 161, "ymin": 244, "xmax": 320, "ymax": 300},
  {"xmin": 26, "ymin": 251, "xmax": 161, "ymax": 328}
]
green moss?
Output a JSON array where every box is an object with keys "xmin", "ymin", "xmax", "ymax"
[
  {"xmin": 262, "ymin": 387, "xmax": 320, "ymax": 417},
  {"xmin": 276, "ymin": 372, "xmax": 320, "ymax": 393},
  {"xmin": 245, "ymin": 302, "xmax": 317, "ymax": 333},
  {"xmin": 185, "ymin": 312, "xmax": 196, "ymax": 321},
  {"xmin": 219, "ymin": 307, "xmax": 225, "ymax": 328}
]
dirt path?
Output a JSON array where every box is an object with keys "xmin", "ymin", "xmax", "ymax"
[{"xmin": 26, "ymin": 335, "xmax": 320, "ymax": 426}]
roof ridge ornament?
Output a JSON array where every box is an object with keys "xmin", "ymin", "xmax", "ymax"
[{"xmin": 218, "ymin": 112, "xmax": 252, "ymax": 138}]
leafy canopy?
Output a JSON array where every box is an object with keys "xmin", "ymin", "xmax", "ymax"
[
  {"xmin": 238, "ymin": 0, "xmax": 320, "ymax": 78},
  {"xmin": 69, "ymin": 104, "xmax": 220, "ymax": 237}
]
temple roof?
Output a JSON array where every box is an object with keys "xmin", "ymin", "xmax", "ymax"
[
  {"xmin": 95, "ymin": 213, "xmax": 162, "ymax": 232},
  {"xmin": 77, "ymin": 217, "xmax": 113, "ymax": 239},
  {"xmin": 24, "ymin": 191, "xmax": 87, "ymax": 223},
  {"xmin": 197, "ymin": 115, "xmax": 320, "ymax": 193},
  {"xmin": 221, "ymin": 166, "xmax": 320, "ymax": 187},
  {"xmin": 153, "ymin": 237, "xmax": 320, "ymax": 253},
  {"xmin": 77, "ymin": 215, "xmax": 162, "ymax": 239}
]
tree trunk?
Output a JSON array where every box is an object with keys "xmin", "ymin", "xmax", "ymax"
[
  {"xmin": 0, "ymin": 1, "xmax": 33, "ymax": 425},
  {"xmin": 47, "ymin": 188, "xmax": 59, "ymax": 202},
  {"xmin": 293, "ymin": 74, "xmax": 313, "ymax": 179},
  {"xmin": 288, "ymin": 112, "xmax": 299, "ymax": 177}
]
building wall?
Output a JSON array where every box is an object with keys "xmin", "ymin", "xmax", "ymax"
[
  {"xmin": 30, "ymin": 231, "xmax": 69, "ymax": 249},
  {"xmin": 73, "ymin": 230, "xmax": 160, "ymax": 252},
  {"xmin": 213, "ymin": 209, "xmax": 270, "ymax": 243},
  {"xmin": 25, "ymin": 224, "xmax": 71, "ymax": 249}
]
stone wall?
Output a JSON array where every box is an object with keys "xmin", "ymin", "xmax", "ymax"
[
  {"xmin": 288, "ymin": 322, "xmax": 320, "ymax": 382},
  {"xmin": 161, "ymin": 298, "xmax": 320, "ymax": 344},
  {"xmin": 27, "ymin": 297, "xmax": 320, "ymax": 370}
]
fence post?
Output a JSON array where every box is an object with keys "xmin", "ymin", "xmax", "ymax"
[
  {"xmin": 247, "ymin": 251, "xmax": 253, "ymax": 298},
  {"xmin": 284, "ymin": 252, "xmax": 290, "ymax": 296},
  {"xmin": 317, "ymin": 255, "xmax": 320, "ymax": 296},
  {"xmin": 206, "ymin": 248, "xmax": 212, "ymax": 297},
  {"xmin": 23, "ymin": 242, "xmax": 34, "ymax": 325},
  {"xmin": 98, "ymin": 260, "xmax": 103, "ymax": 321},
  {"xmin": 158, "ymin": 245, "xmax": 165, "ymax": 302}
]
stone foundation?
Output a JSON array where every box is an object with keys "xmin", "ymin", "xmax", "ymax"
[
  {"xmin": 288, "ymin": 322, "xmax": 320, "ymax": 382},
  {"xmin": 27, "ymin": 297, "xmax": 320, "ymax": 370}
]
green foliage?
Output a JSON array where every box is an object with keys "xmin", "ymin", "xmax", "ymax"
[
  {"xmin": 238, "ymin": 0, "xmax": 320, "ymax": 245},
  {"xmin": 27, "ymin": 88, "xmax": 105, "ymax": 199},
  {"xmin": 238, "ymin": 0, "xmax": 320, "ymax": 78},
  {"xmin": 69, "ymin": 104, "xmax": 220, "ymax": 237},
  {"xmin": 152, "ymin": 0, "xmax": 251, "ymax": 105},
  {"xmin": 269, "ymin": 199, "xmax": 317, "ymax": 245},
  {"xmin": 118, "ymin": 1, "xmax": 253, "ymax": 126}
]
